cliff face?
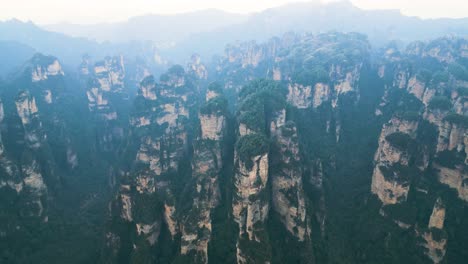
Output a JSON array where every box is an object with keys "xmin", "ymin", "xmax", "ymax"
[
  {"xmin": 187, "ymin": 53, "xmax": 208, "ymax": 80},
  {"xmin": 371, "ymin": 117, "xmax": 419, "ymax": 205},
  {"xmin": 0, "ymin": 54, "xmax": 80, "ymax": 243},
  {"xmin": 0, "ymin": 90, "xmax": 48, "ymax": 219},
  {"xmin": 421, "ymin": 198, "xmax": 447, "ymax": 264},
  {"xmin": 233, "ymin": 152, "xmax": 270, "ymax": 263},
  {"xmin": 368, "ymin": 37, "xmax": 468, "ymax": 263},
  {"xmin": 232, "ymin": 80, "xmax": 274, "ymax": 263},
  {"xmin": 3, "ymin": 33, "xmax": 468, "ymax": 264},
  {"xmin": 271, "ymin": 114, "xmax": 308, "ymax": 241},
  {"xmin": 287, "ymin": 83, "xmax": 313, "ymax": 109},
  {"xmin": 217, "ymin": 33, "xmax": 368, "ymax": 113},
  {"xmin": 104, "ymin": 65, "xmax": 195, "ymax": 262},
  {"xmin": 85, "ymin": 55, "xmax": 129, "ymax": 154},
  {"xmin": 180, "ymin": 87, "xmax": 226, "ymax": 262},
  {"xmin": 30, "ymin": 54, "xmax": 64, "ymax": 82},
  {"xmin": 86, "ymin": 56, "xmax": 125, "ymax": 120}
]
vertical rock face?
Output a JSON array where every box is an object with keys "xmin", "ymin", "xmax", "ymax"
[
  {"xmin": 313, "ymin": 83, "xmax": 331, "ymax": 108},
  {"xmin": 369, "ymin": 37, "xmax": 468, "ymax": 263},
  {"xmin": 273, "ymin": 67, "xmax": 282, "ymax": 81},
  {"xmin": 160, "ymin": 65, "xmax": 186, "ymax": 88},
  {"xmin": 0, "ymin": 92, "xmax": 47, "ymax": 214},
  {"xmin": 371, "ymin": 165, "xmax": 411, "ymax": 205},
  {"xmin": 271, "ymin": 114, "xmax": 308, "ymax": 241},
  {"xmin": 0, "ymin": 53, "xmax": 73, "ymax": 234},
  {"xmin": 435, "ymin": 121, "xmax": 466, "ymax": 153},
  {"xmin": 180, "ymin": 88, "xmax": 227, "ymax": 262},
  {"xmin": 138, "ymin": 75, "xmax": 157, "ymax": 101},
  {"xmin": 80, "ymin": 55, "xmax": 91, "ymax": 76},
  {"xmin": 15, "ymin": 91, "xmax": 39, "ymax": 126},
  {"xmin": 107, "ymin": 66, "xmax": 194, "ymax": 261},
  {"xmin": 422, "ymin": 198, "xmax": 447, "ymax": 263},
  {"xmin": 232, "ymin": 80, "xmax": 279, "ymax": 264},
  {"xmin": 199, "ymin": 114, "xmax": 225, "ymax": 141},
  {"xmin": 428, "ymin": 198, "xmax": 445, "ymax": 229},
  {"xmin": 331, "ymin": 64, "xmax": 362, "ymax": 97},
  {"xmin": 86, "ymin": 55, "xmax": 125, "ymax": 119},
  {"xmin": 5, "ymin": 33, "xmax": 468, "ymax": 264},
  {"xmin": 187, "ymin": 53, "xmax": 208, "ymax": 80},
  {"xmin": 435, "ymin": 164, "xmax": 468, "ymax": 202},
  {"xmin": 287, "ymin": 83, "xmax": 312, "ymax": 109},
  {"xmin": 422, "ymin": 231, "xmax": 447, "ymax": 264},
  {"xmin": 225, "ymin": 41, "xmax": 270, "ymax": 68},
  {"xmin": 407, "ymin": 77, "xmax": 426, "ymax": 101},
  {"xmin": 216, "ymin": 34, "xmax": 295, "ymax": 91},
  {"xmin": 233, "ymin": 151, "xmax": 270, "ymax": 264},
  {"xmin": 286, "ymin": 63, "xmax": 362, "ymax": 109},
  {"xmin": 15, "ymin": 91, "xmax": 44, "ymax": 149},
  {"xmin": 425, "ymin": 113, "xmax": 468, "ymax": 202},
  {"xmin": 85, "ymin": 55, "xmax": 128, "ymax": 153},
  {"xmin": 30, "ymin": 54, "xmax": 64, "ymax": 82},
  {"xmin": 371, "ymin": 117, "xmax": 418, "ymax": 205}
]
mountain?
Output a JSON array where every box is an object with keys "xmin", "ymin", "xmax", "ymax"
[
  {"xmin": 168, "ymin": 1, "xmax": 468, "ymax": 61},
  {"xmin": 0, "ymin": 19, "xmax": 104, "ymax": 65},
  {"xmin": 0, "ymin": 6, "xmax": 468, "ymax": 264},
  {"xmin": 0, "ymin": 20, "xmax": 172, "ymax": 71},
  {"xmin": 44, "ymin": 9, "xmax": 248, "ymax": 45},
  {"xmin": 96, "ymin": 33, "xmax": 468, "ymax": 263},
  {"xmin": 40, "ymin": 1, "xmax": 468, "ymax": 62},
  {"xmin": 0, "ymin": 41, "xmax": 36, "ymax": 78}
]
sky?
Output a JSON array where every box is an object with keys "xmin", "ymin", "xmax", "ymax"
[{"xmin": 0, "ymin": 0, "xmax": 467, "ymax": 24}]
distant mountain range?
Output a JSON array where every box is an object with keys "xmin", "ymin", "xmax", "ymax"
[{"xmin": 44, "ymin": 9, "xmax": 248, "ymax": 46}]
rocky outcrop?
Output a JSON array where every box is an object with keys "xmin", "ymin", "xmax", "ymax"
[
  {"xmin": 407, "ymin": 77, "xmax": 426, "ymax": 101},
  {"xmin": 86, "ymin": 56, "xmax": 125, "ymax": 119},
  {"xmin": 180, "ymin": 89, "xmax": 227, "ymax": 262},
  {"xmin": 421, "ymin": 199, "xmax": 447, "ymax": 263},
  {"xmin": 371, "ymin": 117, "xmax": 418, "ymax": 205},
  {"xmin": 139, "ymin": 75, "xmax": 157, "ymax": 101},
  {"xmin": 85, "ymin": 56, "xmax": 128, "ymax": 153},
  {"xmin": 80, "ymin": 55, "xmax": 91, "ymax": 76},
  {"xmin": 108, "ymin": 67, "xmax": 193, "ymax": 261},
  {"xmin": 161, "ymin": 65, "xmax": 186, "ymax": 88},
  {"xmin": 273, "ymin": 67, "xmax": 282, "ymax": 81},
  {"xmin": 187, "ymin": 54, "xmax": 208, "ymax": 80},
  {"xmin": 435, "ymin": 164, "xmax": 468, "ymax": 202},
  {"xmin": 15, "ymin": 91, "xmax": 39, "ymax": 126},
  {"xmin": 394, "ymin": 69, "xmax": 410, "ymax": 89},
  {"xmin": 199, "ymin": 114, "xmax": 225, "ymax": 141},
  {"xmin": 371, "ymin": 165, "xmax": 411, "ymax": 205},
  {"xmin": 428, "ymin": 198, "xmax": 445, "ymax": 229},
  {"xmin": 435, "ymin": 121, "xmax": 466, "ymax": 153},
  {"xmin": 225, "ymin": 41, "xmax": 266, "ymax": 68},
  {"xmin": 422, "ymin": 231, "xmax": 447, "ymax": 264},
  {"xmin": 136, "ymin": 222, "xmax": 160, "ymax": 245},
  {"xmin": 0, "ymin": 54, "xmax": 73, "ymax": 228},
  {"xmin": 233, "ymin": 152, "xmax": 269, "ymax": 263},
  {"xmin": 232, "ymin": 80, "xmax": 292, "ymax": 264},
  {"xmin": 271, "ymin": 113, "xmax": 308, "ymax": 241},
  {"xmin": 15, "ymin": 91, "xmax": 44, "ymax": 149},
  {"xmin": 313, "ymin": 83, "xmax": 331, "ymax": 108},
  {"xmin": 30, "ymin": 54, "xmax": 64, "ymax": 82},
  {"xmin": 424, "ymin": 109, "xmax": 467, "ymax": 202},
  {"xmin": 332, "ymin": 64, "xmax": 361, "ymax": 96},
  {"xmin": 287, "ymin": 83, "xmax": 312, "ymax": 109}
]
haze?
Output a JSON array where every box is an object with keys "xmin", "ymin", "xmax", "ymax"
[{"xmin": 1, "ymin": 0, "xmax": 467, "ymax": 24}]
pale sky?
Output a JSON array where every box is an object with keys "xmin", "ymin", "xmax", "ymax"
[{"xmin": 0, "ymin": 0, "xmax": 467, "ymax": 24}]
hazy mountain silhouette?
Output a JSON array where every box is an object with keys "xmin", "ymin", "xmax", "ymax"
[{"xmin": 45, "ymin": 9, "xmax": 248, "ymax": 45}]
